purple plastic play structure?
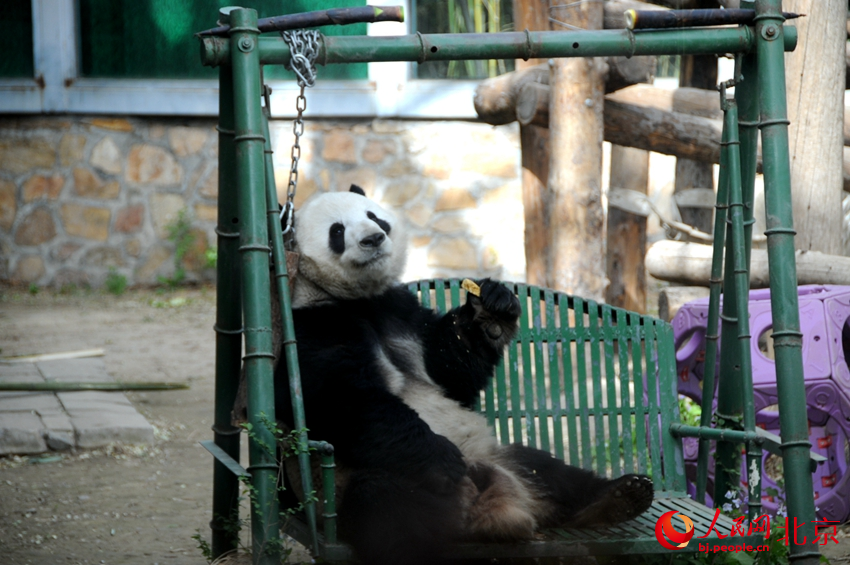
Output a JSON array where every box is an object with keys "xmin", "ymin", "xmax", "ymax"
[{"xmin": 672, "ymin": 285, "xmax": 850, "ymax": 522}]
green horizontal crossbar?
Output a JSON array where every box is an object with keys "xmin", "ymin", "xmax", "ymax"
[{"xmin": 200, "ymin": 26, "xmax": 797, "ymax": 68}]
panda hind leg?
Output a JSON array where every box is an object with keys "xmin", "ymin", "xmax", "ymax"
[
  {"xmin": 567, "ymin": 473, "xmax": 655, "ymax": 528},
  {"xmin": 501, "ymin": 444, "xmax": 654, "ymax": 528},
  {"xmin": 338, "ymin": 469, "xmax": 464, "ymax": 565}
]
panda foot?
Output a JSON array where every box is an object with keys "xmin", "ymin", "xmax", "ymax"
[{"xmin": 570, "ymin": 474, "xmax": 654, "ymax": 528}]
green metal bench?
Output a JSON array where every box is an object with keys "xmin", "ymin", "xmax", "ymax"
[{"xmin": 279, "ymin": 279, "xmax": 760, "ymax": 561}]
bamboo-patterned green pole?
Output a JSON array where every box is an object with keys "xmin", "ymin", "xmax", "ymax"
[
  {"xmin": 229, "ymin": 8, "xmax": 281, "ymax": 564},
  {"xmin": 199, "ymin": 27, "xmax": 797, "ymax": 68},
  {"xmin": 737, "ymin": 2, "xmax": 760, "ymax": 274},
  {"xmin": 754, "ymin": 0, "xmax": 818, "ymax": 561},
  {"xmin": 713, "ymin": 191, "xmax": 745, "ymax": 509},
  {"xmin": 722, "ymin": 97, "xmax": 762, "ymax": 521},
  {"xmin": 736, "ymin": 1, "xmax": 763, "ymax": 520},
  {"xmin": 694, "ymin": 95, "xmax": 730, "ymax": 505},
  {"xmin": 210, "ymin": 27, "xmax": 242, "ymax": 558},
  {"xmin": 260, "ymin": 100, "xmax": 319, "ymax": 554}
]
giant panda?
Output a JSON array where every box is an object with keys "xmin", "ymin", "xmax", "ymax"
[{"xmin": 274, "ymin": 186, "xmax": 654, "ymax": 565}]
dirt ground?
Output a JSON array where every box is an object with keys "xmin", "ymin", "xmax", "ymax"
[
  {"xmin": 2, "ymin": 285, "xmax": 850, "ymax": 565},
  {"xmin": 0, "ymin": 286, "xmax": 314, "ymax": 565}
]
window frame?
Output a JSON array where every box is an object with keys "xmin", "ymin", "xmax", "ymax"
[{"xmin": 0, "ymin": 0, "xmax": 480, "ymax": 119}]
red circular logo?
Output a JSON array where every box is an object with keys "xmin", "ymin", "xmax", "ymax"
[{"xmin": 655, "ymin": 510, "xmax": 695, "ymax": 550}]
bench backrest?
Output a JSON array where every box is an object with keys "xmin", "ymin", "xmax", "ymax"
[{"xmin": 408, "ymin": 279, "xmax": 686, "ymax": 494}]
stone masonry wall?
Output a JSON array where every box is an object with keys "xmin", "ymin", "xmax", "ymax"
[{"xmin": 0, "ymin": 116, "xmax": 525, "ymax": 288}]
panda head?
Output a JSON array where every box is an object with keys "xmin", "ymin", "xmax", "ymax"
[{"xmin": 293, "ymin": 185, "xmax": 408, "ymax": 302}]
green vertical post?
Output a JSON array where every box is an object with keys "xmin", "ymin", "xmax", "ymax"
[
  {"xmin": 211, "ymin": 47, "xmax": 242, "ymax": 558},
  {"xmin": 229, "ymin": 7, "xmax": 281, "ymax": 564},
  {"xmin": 713, "ymin": 199, "xmax": 744, "ymax": 507},
  {"xmin": 261, "ymin": 102, "xmax": 319, "ymax": 554},
  {"xmin": 754, "ymin": 0, "xmax": 818, "ymax": 561},
  {"xmin": 736, "ymin": 2, "xmax": 763, "ymax": 519},
  {"xmin": 736, "ymin": 3, "xmax": 760, "ymax": 270},
  {"xmin": 694, "ymin": 104, "xmax": 729, "ymax": 505},
  {"xmin": 722, "ymin": 98, "xmax": 762, "ymax": 521}
]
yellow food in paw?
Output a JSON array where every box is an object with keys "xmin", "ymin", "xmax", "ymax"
[{"xmin": 462, "ymin": 279, "xmax": 481, "ymax": 297}]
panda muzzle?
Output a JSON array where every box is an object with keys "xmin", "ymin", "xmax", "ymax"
[{"xmin": 359, "ymin": 232, "xmax": 386, "ymax": 249}]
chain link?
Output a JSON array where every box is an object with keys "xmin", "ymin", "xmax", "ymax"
[{"xmin": 279, "ymin": 30, "xmax": 321, "ymax": 243}]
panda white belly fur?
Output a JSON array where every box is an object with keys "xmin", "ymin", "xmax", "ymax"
[{"xmin": 377, "ymin": 339, "xmax": 543, "ymax": 539}]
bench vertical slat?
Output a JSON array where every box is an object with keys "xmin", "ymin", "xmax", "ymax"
[
  {"xmin": 644, "ymin": 320, "xmax": 664, "ymax": 488},
  {"xmin": 494, "ymin": 282, "xmax": 520, "ymax": 444},
  {"xmin": 448, "ymin": 279, "xmax": 461, "ymax": 309},
  {"xmin": 518, "ymin": 284, "xmax": 538, "ymax": 448},
  {"xmin": 587, "ymin": 300, "xmax": 608, "ymax": 477},
  {"xmin": 530, "ymin": 286, "xmax": 551, "ymax": 453},
  {"xmin": 657, "ymin": 322, "xmax": 686, "ymax": 493},
  {"xmin": 572, "ymin": 297, "xmax": 594, "ymax": 470},
  {"xmin": 434, "ymin": 278, "xmax": 447, "ymax": 314},
  {"xmin": 558, "ymin": 296, "xmax": 580, "ymax": 467},
  {"xmin": 617, "ymin": 310, "xmax": 636, "ymax": 475},
  {"xmin": 629, "ymin": 314, "xmax": 649, "ymax": 476},
  {"xmin": 509, "ymin": 287, "xmax": 525, "ymax": 445},
  {"xmin": 419, "ymin": 280, "xmax": 432, "ymax": 310},
  {"xmin": 601, "ymin": 305, "xmax": 622, "ymax": 478},
  {"xmin": 545, "ymin": 290, "xmax": 565, "ymax": 460}
]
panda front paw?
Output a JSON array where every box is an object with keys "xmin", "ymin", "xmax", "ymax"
[{"xmin": 466, "ymin": 279, "xmax": 521, "ymax": 345}]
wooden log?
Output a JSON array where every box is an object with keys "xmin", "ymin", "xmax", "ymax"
[
  {"xmin": 511, "ymin": 82, "xmax": 721, "ymax": 124},
  {"xmin": 659, "ymin": 286, "xmax": 710, "ymax": 321},
  {"xmin": 512, "ymin": 83, "xmax": 723, "ymax": 161},
  {"xmin": 646, "ymin": 240, "xmax": 850, "ymax": 288},
  {"xmin": 516, "ymin": 82, "xmax": 549, "ymax": 126},
  {"xmin": 474, "ymin": 63, "xmax": 549, "ymax": 126},
  {"xmin": 474, "ymin": 57, "xmax": 655, "ymax": 126},
  {"xmin": 512, "ymin": 83, "xmax": 850, "ymax": 194},
  {"xmin": 606, "ymin": 145, "xmax": 649, "ymax": 313},
  {"xmin": 604, "ymin": 98, "xmax": 722, "ymax": 162},
  {"xmin": 783, "ymin": 0, "xmax": 845, "ymax": 255}
]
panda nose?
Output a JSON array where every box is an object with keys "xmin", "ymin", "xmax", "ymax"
[{"xmin": 359, "ymin": 232, "xmax": 386, "ymax": 248}]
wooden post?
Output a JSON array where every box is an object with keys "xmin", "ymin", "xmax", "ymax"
[
  {"xmin": 547, "ymin": 1, "xmax": 606, "ymax": 299},
  {"xmin": 606, "ymin": 146, "xmax": 649, "ymax": 312},
  {"xmin": 674, "ymin": 0, "xmax": 718, "ymax": 235},
  {"xmin": 783, "ymin": 0, "xmax": 845, "ymax": 255},
  {"xmin": 513, "ymin": 0, "xmax": 552, "ymax": 286}
]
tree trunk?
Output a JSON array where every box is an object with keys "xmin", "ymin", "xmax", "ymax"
[
  {"xmin": 547, "ymin": 1, "xmax": 606, "ymax": 299},
  {"xmin": 675, "ymin": 1, "xmax": 718, "ymax": 235},
  {"xmin": 512, "ymin": 0, "xmax": 551, "ymax": 286},
  {"xmin": 606, "ymin": 145, "xmax": 649, "ymax": 312},
  {"xmin": 783, "ymin": 0, "xmax": 845, "ymax": 254}
]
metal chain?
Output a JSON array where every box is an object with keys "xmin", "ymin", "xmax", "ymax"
[{"xmin": 279, "ymin": 29, "xmax": 320, "ymax": 244}]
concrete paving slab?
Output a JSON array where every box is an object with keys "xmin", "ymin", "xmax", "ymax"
[
  {"xmin": 56, "ymin": 390, "xmax": 134, "ymax": 408},
  {"xmin": 0, "ymin": 412, "xmax": 47, "ymax": 454},
  {"xmin": 0, "ymin": 355, "xmax": 154, "ymax": 454},
  {"xmin": 37, "ymin": 358, "xmax": 111, "ymax": 381}
]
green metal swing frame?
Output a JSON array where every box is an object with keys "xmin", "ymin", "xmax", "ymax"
[{"xmin": 198, "ymin": 1, "xmax": 822, "ymax": 563}]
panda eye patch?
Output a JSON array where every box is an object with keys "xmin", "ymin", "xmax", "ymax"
[
  {"xmin": 366, "ymin": 211, "xmax": 392, "ymax": 235},
  {"xmin": 329, "ymin": 222, "xmax": 346, "ymax": 254}
]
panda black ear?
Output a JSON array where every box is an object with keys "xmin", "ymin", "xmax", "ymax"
[{"xmin": 349, "ymin": 184, "xmax": 366, "ymax": 196}]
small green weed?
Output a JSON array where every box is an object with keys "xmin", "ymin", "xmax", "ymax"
[
  {"xmin": 205, "ymin": 248, "xmax": 217, "ymax": 269},
  {"xmin": 105, "ymin": 268, "xmax": 127, "ymax": 296},
  {"xmin": 159, "ymin": 208, "xmax": 195, "ymax": 288},
  {"xmin": 28, "ymin": 283, "xmax": 39, "ymax": 295}
]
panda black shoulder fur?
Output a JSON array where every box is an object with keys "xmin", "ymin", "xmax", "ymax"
[{"xmin": 274, "ymin": 186, "xmax": 654, "ymax": 565}]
